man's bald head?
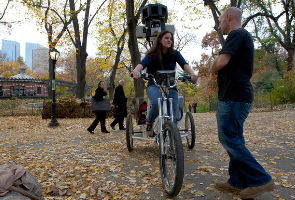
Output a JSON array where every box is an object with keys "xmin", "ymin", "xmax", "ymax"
[
  {"xmin": 219, "ymin": 7, "xmax": 242, "ymax": 35},
  {"xmin": 226, "ymin": 7, "xmax": 242, "ymax": 22}
]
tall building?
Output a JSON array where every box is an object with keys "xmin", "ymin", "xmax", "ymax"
[
  {"xmin": 25, "ymin": 42, "xmax": 40, "ymax": 70},
  {"xmin": 1, "ymin": 40, "xmax": 20, "ymax": 61},
  {"xmin": 32, "ymin": 47, "xmax": 49, "ymax": 73}
]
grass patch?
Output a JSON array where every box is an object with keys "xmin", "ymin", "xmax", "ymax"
[{"xmin": 196, "ymin": 104, "xmax": 210, "ymax": 113}]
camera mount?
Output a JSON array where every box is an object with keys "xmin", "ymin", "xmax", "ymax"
[{"xmin": 136, "ymin": 3, "xmax": 175, "ymax": 44}]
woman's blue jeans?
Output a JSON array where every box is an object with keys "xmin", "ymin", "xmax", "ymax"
[
  {"xmin": 146, "ymin": 85, "xmax": 178, "ymax": 124},
  {"xmin": 216, "ymin": 100, "xmax": 272, "ymax": 189}
]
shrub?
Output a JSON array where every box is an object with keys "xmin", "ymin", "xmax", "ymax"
[
  {"xmin": 42, "ymin": 97, "xmax": 94, "ymax": 119},
  {"xmin": 42, "ymin": 97, "xmax": 115, "ymax": 119},
  {"xmin": 272, "ymin": 70, "xmax": 295, "ymax": 104}
]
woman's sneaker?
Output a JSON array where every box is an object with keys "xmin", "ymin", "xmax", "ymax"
[{"xmin": 146, "ymin": 122, "xmax": 154, "ymax": 137}]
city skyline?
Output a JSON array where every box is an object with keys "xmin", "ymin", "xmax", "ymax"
[
  {"xmin": 1, "ymin": 40, "xmax": 20, "ymax": 61},
  {"xmin": 1, "ymin": 39, "xmax": 48, "ymax": 71}
]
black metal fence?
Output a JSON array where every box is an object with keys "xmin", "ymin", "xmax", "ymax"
[{"xmin": 0, "ymin": 98, "xmax": 45, "ymax": 116}]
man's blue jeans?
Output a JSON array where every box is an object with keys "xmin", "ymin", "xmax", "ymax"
[
  {"xmin": 146, "ymin": 85, "xmax": 178, "ymax": 123},
  {"xmin": 216, "ymin": 100, "xmax": 272, "ymax": 189}
]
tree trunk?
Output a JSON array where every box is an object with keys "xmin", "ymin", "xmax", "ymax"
[
  {"xmin": 126, "ymin": 0, "xmax": 146, "ymax": 105},
  {"xmin": 287, "ymin": 48, "xmax": 294, "ymax": 71},
  {"xmin": 203, "ymin": 0, "xmax": 224, "ymax": 45},
  {"xmin": 109, "ymin": 46, "xmax": 124, "ymax": 100},
  {"xmin": 274, "ymin": 56, "xmax": 284, "ymax": 78},
  {"xmin": 75, "ymin": 52, "xmax": 86, "ymax": 98},
  {"xmin": 69, "ymin": 0, "xmax": 90, "ymax": 98}
]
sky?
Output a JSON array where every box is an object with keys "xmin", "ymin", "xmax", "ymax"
[{"xmin": 0, "ymin": 0, "xmax": 214, "ymax": 65}]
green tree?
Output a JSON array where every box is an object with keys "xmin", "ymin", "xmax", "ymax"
[
  {"xmin": 16, "ymin": 56, "xmax": 25, "ymax": 66},
  {"xmin": 244, "ymin": 0, "xmax": 295, "ymax": 72}
]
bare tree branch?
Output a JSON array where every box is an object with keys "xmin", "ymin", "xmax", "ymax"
[
  {"xmin": 88, "ymin": 0, "xmax": 107, "ymax": 26},
  {"xmin": 0, "ymin": 0, "xmax": 10, "ymax": 21}
]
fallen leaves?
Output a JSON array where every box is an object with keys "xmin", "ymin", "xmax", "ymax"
[{"xmin": 0, "ymin": 109, "xmax": 294, "ymax": 199}]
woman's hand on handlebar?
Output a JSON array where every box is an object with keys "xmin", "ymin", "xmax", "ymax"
[
  {"xmin": 132, "ymin": 70, "xmax": 141, "ymax": 79},
  {"xmin": 190, "ymin": 74, "xmax": 198, "ymax": 84},
  {"xmin": 132, "ymin": 64, "xmax": 144, "ymax": 79}
]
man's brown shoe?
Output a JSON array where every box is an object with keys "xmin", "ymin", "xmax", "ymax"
[
  {"xmin": 240, "ymin": 180, "xmax": 275, "ymax": 199},
  {"xmin": 215, "ymin": 182, "xmax": 241, "ymax": 193}
]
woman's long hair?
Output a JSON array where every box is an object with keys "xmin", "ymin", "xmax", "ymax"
[
  {"xmin": 146, "ymin": 30, "xmax": 175, "ymax": 69},
  {"xmin": 98, "ymin": 80, "xmax": 104, "ymax": 88}
]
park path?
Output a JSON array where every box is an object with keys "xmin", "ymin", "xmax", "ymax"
[{"xmin": 0, "ymin": 109, "xmax": 294, "ymax": 199}]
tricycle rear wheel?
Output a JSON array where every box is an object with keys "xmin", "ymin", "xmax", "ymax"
[{"xmin": 126, "ymin": 114, "xmax": 134, "ymax": 151}]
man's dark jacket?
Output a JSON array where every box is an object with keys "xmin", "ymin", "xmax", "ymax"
[{"xmin": 113, "ymin": 85, "xmax": 127, "ymax": 118}]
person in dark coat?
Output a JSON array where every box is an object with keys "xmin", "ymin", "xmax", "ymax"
[
  {"xmin": 110, "ymin": 80, "xmax": 127, "ymax": 130},
  {"xmin": 192, "ymin": 102, "xmax": 197, "ymax": 113},
  {"xmin": 87, "ymin": 80, "xmax": 110, "ymax": 134}
]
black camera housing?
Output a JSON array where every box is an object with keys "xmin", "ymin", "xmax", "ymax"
[
  {"xmin": 142, "ymin": 4, "xmax": 168, "ymax": 24},
  {"xmin": 136, "ymin": 3, "xmax": 174, "ymax": 42}
]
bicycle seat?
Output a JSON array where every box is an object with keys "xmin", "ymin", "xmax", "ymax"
[{"xmin": 155, "ymin": 70, "xmax": 176, "ymax": 87}]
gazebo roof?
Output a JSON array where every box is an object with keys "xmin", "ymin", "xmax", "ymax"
[
  {"xmin": 0, "ymin": 65, "xmax": 44, "ymax": 83},
  {"xmin": 9, "ymin": 65, "xmax": 36, "ymax": 80}
]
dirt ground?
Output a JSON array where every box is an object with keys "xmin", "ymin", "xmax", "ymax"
[{"xmin": 0, "ymin": 109, "xmax": 294, "ymax": 200}]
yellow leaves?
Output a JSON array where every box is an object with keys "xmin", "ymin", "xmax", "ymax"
[
  {"xmin": 113, "ymin": 194, "xmax": 121, "ymax": 199},
  {"xmin": 281, "ymin": 181, "xmax": 292, "ymax": 188},
  {"xmin": 185, "ymin": 183, "xmax": 194, "ymax": 189},
  {"xmin": 196, "ymin": 166, "xmax": 217, "ymax": 173},
  {"xmin": 194, "ymin": 190, "xmax": 205, "ymax": 197},
  {"xmin": 45, "ymin": 162, "xmax": 52, "ymax": 169},
  {"xmin": 269, "ymin": 161, "xmax": 277, "ymax": 164}
]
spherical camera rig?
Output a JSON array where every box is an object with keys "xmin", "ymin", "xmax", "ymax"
[{"xmin": 136, "ymin": 3, "xmax": 175, "ymax": 46}]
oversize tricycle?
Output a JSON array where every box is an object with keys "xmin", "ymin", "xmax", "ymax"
[{"xmin": 126, "ymin": 70, "xmax": 196, "ymax": 197}]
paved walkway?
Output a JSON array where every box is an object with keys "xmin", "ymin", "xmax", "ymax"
[{"xmin": 0, "ymin": 109, "xmax": 294, "ymax": 199}]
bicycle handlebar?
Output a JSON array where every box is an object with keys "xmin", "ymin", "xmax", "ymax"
[{"xmin": 131, "ymin": 73, "xmax": 192, "ymax": 89}]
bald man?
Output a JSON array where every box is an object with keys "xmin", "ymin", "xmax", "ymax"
[
  {"xmin": 210, "ymin": 7, "xmax": 274, "ymax": 199},
  {"xmin": 110, "ymin": 80, "xmax": 127, "ymax": 130}
]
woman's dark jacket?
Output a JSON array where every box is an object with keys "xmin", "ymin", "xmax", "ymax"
[{"xmin": 93, "ymin": 87, "xmax": 107, "ymax": 101}]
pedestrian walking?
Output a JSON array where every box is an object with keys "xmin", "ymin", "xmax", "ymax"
[
  {"xmin": 192, "ymin": 102, "xmax": 197, "ymax": 113},
  {"xmin": 210, "ymin": 7, "xmax": 274, "ymax": 199},
  {"xmin": 87, "ymin": 80, "xmax": 110, "ymax": 134},
  {"xmin": 110, "ymin": 80, "xmax": 127, "ymax": 130}
]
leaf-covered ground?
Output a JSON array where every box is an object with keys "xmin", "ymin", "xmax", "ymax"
[{"xmin": 0, "ymin": 109, "xmax": 294, "ymax": 200}]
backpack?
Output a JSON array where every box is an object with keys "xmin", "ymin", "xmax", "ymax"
[
  {"xmin": 138, "ymin": 102, "xmax": 147, "ymax": 125},
  {"xmin": 0, "ymin": 165, "xmax": 44, "ymax": 200}
]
